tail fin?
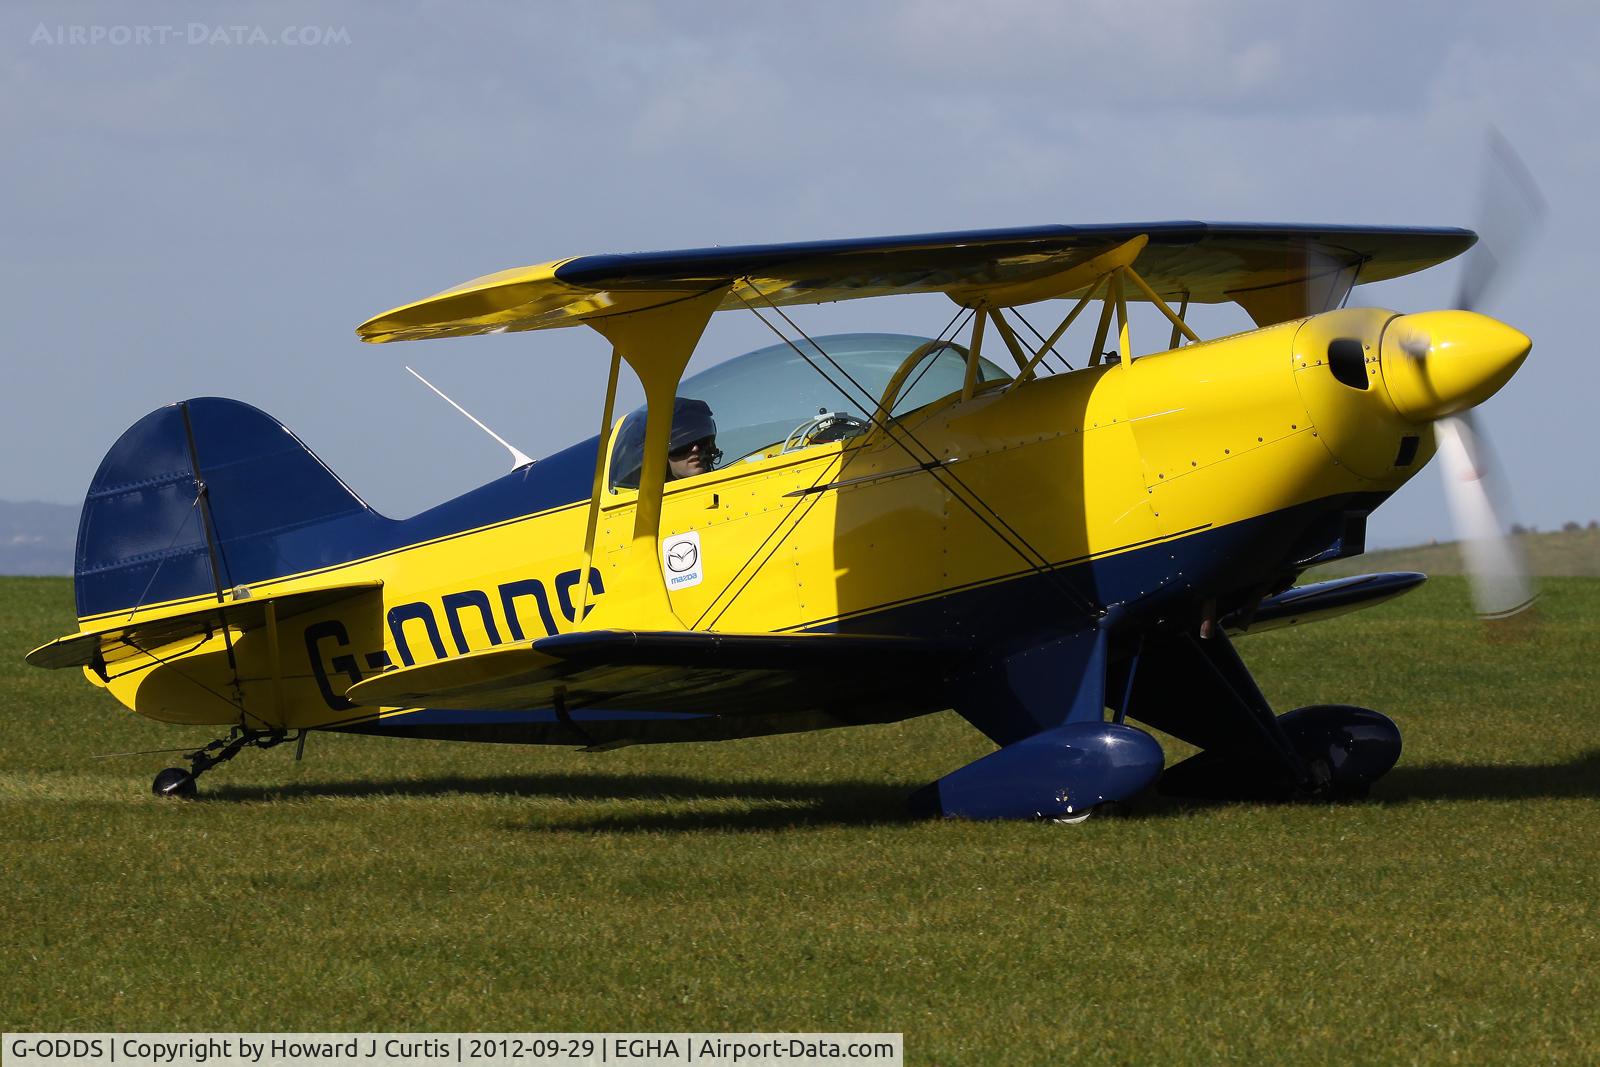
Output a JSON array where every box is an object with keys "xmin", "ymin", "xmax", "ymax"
[{"xmin": 75, "ymin": 398, "xmax": 381, "ymax": 620}]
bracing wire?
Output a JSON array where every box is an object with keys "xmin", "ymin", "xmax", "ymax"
[
  {"xmin": 732, "ymin": 284, "xmax": 1102, "ymax": 618},
  {"xmin": 1009, "ymin": 307, "xmax": 1075, "ymax": 373},
  {"xmin": 694, "ymin": 299, "xmax": 975, "ymax": 630},
  {"xmin": 747, "ymin": 288, "xmax": 1064, "ymax": 570},
  {"xmin": 124, "ymin": 496, "xmax": 204, "ymax": 622},
  {"xmin": 124, "ymin": 634, "xmax": 247, "ymax": 712}
]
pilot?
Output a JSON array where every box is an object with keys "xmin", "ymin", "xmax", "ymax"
[{"xmin": 666, "ymin": 397, "xmax": 721, "ymax": 480}]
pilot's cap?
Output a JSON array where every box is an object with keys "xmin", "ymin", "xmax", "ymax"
[{"xmin": 669, "ymin": 397, "xmax": 717, "ymax": 449}]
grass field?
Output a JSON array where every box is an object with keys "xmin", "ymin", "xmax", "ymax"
[{"xmin": 2, "ymin": 576, "xmax": 1596, "ymax": 1064}]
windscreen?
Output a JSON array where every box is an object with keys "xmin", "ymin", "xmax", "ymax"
[{"xmin": 608, "ymin": 333, "xmax": 1011, "ymax": 489}]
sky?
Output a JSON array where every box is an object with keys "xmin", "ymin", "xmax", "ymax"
[{"xmin": 3, "ymin": 1, "xmax": 1596, "ymax": 547}]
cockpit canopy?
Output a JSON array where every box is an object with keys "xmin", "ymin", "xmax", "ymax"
[{"xmin": 608, "ymin": 332, "xmax": 1012, "ymax": 489}]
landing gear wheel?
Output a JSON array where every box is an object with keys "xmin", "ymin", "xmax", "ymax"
[
  {"xmin": 146, "ymin": 726, "xmax": 301, "ymax": 798},
  {"xmin": 152, "ymin": 767, "xmax": 197, "ymax": 799},
  {"xmin": 1280, "ymin": 705, "xmax": 1401, "ymax": 801},
  {"xmin": 1160, "ymin": 706, "xmax": 1401, "ymax": 803},
  {"xmin": 1305, "ymin": 756, "xmax": 1335, "ymax": 799}
]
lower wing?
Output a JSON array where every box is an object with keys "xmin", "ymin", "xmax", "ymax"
[{"xmin": 344, "ymin": 629, "xmax": 971, "ymax": 719}]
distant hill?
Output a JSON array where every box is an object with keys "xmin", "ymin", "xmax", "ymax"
[
  {"xmin": 1322, "ymin": 526, "xmax": 1600, "ymax": 578},
  {"xmin": 0, "ymin": 500, "xmax": 77, "ymax": 575}
]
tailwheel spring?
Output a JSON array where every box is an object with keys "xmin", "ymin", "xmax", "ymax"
[{"xmin": 151, "ymin": 726, "xmax": 302, "ymax": 798}]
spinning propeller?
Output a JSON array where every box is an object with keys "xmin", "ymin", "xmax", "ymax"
[{"xmin": 1393, "ymin": 130, "xmax": 1546, "ymax": 621}]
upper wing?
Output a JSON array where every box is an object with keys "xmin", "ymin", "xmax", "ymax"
[
  {"xmin": 26, "ymin": 581, "xmax": 382, "ymax": 673},
  {"xmin": 357, "ymin": 221, "xmax": 1475, "ymax": 342},
  {"xmin": 345, "ymin": 628, "xmax": 968, "ymax": 718}
]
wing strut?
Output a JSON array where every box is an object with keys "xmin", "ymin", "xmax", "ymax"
[
  {"xmin": 577, "ymin": 346, "xmax": 623, "ymax": 624},
  {"xmin": 1122, "ymin": 266, "xmax": 1201, "ymax": 348},
  {"xmin": 986, "ymin": 307, "xmax": 1034, "ymax": 375},
  {"xmin": 581, "ymin": 284, "xmax": 733, "ymax": 630},
  {"xmin": 942, "ymin": 235, "xmax": 1201, "ymax": 368},
  {"xmin": 960, "ymin": 307, "xmax": 988, "ymax": 400},
  {"xmin": 1015, "ymin": 283, "xmax": 1101, "ymax": 381},
  {"xmin": 1167, "ymin": 290, "xmax": 1192, "ymax": 350}
]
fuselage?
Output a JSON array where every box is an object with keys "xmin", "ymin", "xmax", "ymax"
[{"xmin": 84, "ymin": 306, "xmax": 1521, "ymax": 736}]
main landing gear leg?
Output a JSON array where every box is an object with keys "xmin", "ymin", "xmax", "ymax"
[
  {"xmin": 152, "ymin": 726, "xmax": 300, "ymax": 798},
  {"xmin": 1109, "ymin": 631, "xmax": 1402, "ymax": 802},
  {"xmin": 920, "ymin": 625, "xmax": 1167, "ymax": 821}
]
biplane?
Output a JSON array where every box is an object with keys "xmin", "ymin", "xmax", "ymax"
[{"xmin": 28, "ymin": 220, "xmax": 1535, "ymax": 819}]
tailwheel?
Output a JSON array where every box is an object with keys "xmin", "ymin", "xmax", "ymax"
[
  {"xmin": 152, "ymin": 767, "xmax": 197, "ymax": 798},
  {"xmin": 150, "ymin": 726, "xmax": 301, "ymax": 798}
]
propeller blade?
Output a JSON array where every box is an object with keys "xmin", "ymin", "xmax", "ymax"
[
  {"xmin": 1433, "ymin": 413, "xmax": 1537, "ymax": 621},
  {"xmin": 1454, "ymin": 128, "xmax": 1547, "ymax": 313}
]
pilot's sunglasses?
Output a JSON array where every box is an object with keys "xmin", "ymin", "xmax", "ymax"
[{"xmin": 668, "ymin": 437, "xmax": 715, "ymax": 460}]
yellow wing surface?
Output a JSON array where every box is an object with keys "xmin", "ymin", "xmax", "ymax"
[{"xmin": 357, "ymin": 222, "xmax": 1474, "ymax": 343}]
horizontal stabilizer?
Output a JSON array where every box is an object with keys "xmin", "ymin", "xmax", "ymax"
[
  {"xmin": 1225, "ymin": 572, "xmax": 1426, "ymax": 636},
  {"xmin": 346, "ymin": 629, "xmax": 967, "ymax": 717},
  {"xmin": 26, "ymin": 580, "xmax": 382, "ymax": 672}
]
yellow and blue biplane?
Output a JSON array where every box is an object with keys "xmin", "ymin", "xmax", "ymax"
[{"xmin": 27, "ymin": 220, "xmax": 1534, "ymax": 818}]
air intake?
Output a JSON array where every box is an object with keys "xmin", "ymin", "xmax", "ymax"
[{"xmin": 1327, "ymin": 338, "xmax": 1369, "ymax": 389}]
